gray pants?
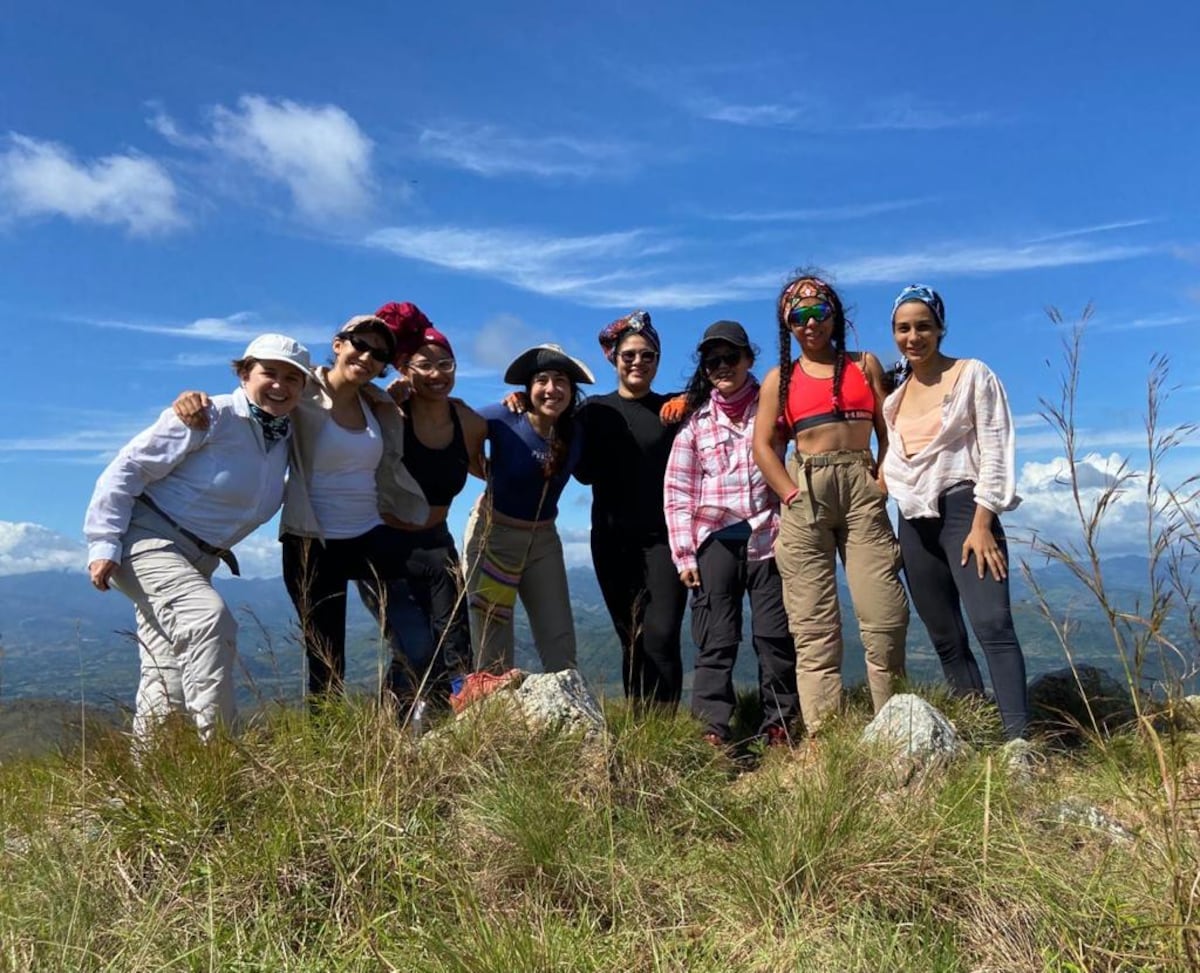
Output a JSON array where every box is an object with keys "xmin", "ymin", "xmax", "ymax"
[{"xmin": 111, "ymin": 504, "xmax": 238, "ymax": 740}]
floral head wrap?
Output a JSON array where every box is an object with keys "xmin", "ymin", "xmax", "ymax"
[{"xmin": 597, "ymin": 310, "xmax": 660, "ymax": 364}]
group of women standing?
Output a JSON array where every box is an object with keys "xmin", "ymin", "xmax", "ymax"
[{"xmin": 84, "ymin": 274, "xmax": 1028, "ymax": 748}]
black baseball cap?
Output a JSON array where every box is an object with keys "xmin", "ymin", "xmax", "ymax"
[{"xmin": 697, "ymin": 320, "xmax": 750, "ymax": 351}]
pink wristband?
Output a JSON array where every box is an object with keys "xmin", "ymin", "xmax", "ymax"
[{"xmin": 782, "ymin": 488, "xmax": 799, "ymax": 508}]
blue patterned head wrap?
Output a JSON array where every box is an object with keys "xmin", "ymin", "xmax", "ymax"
[{"xmin": 892, "ymin": 284, "xmax": 945, "ymax": 329}]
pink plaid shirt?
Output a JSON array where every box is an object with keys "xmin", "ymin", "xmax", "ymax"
[{"xmin": 664, "ymin": 391, "xmax": 780, "ymax": 573}]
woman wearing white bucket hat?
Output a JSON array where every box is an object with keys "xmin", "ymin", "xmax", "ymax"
[{"xmin": 85, "ymin": 334, "xmax": 311, "ymax": 741}]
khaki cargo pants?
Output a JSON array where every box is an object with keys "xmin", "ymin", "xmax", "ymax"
[{"xmin": 775, "ymin": 450, "xmax": 909, "ymax": 730}]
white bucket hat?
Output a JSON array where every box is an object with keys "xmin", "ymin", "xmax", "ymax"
[{"xmin": 241, "ymin": 333, "xmax": 313, "ymax": 382}]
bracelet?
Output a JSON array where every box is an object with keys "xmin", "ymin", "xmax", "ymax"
[{"xmin": 782, "ymin": 488, "xmax": 799, "ymax": 508}]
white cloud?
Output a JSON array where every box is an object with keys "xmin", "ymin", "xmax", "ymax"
[
  {"xmin": 0, "ymin": 521, "xmax": 85, "ymax": 576},
  {"xmin": 418, "ymin": 124, "xmax": 636, "ymax": 179},
  {"xmin": 75, "ymin": 310, "xmax": 330, "ymax": 346},
  {"xmin": 1026, "ymin": 219, "xmax": 1155, "ymax": 244},
  {"xmin": 152, "ymin": 96, "xmax": 375, "ymax": 222},
  {"xmin": 710, "ymin": 198, "xmax": 934, "ymax": 223},
  {"xmin": 0, "ymin": 134, "xmax": 183, "ymax": 235},
  {"xmin": 855, "ymin": 102, "xmax": 993, "ymax": 131},
  {"xmin": 1006, "ymin": 452, "xmax": 1200, "ymax": 557},
  {"xmin": 695, "ymin": 100, "xmax": 807, "ymax": 126},
  {"xmin": 831, "ymin": 240, "xmax": 1154, "ymax": 285}
]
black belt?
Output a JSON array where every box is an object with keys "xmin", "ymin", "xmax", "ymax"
[{"xmin": 137, "ymin": 495, "xmax": 241, "ymax": 576}]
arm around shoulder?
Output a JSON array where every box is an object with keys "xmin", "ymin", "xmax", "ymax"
[{"xmin": 455, "ymin": 401, "xmax": 489, "ymax": 479}]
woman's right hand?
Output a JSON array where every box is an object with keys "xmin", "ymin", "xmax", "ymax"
[
  {"xmin": 679, "ymin": 567, "xmax": 701, "ymax": 589},
  {"xmin": 89, "ymin": 559, "xmax": 118, "ymax": 591},
  {"xmin": 386, "ymin": 375, "xmax": 412, "ymax": 406},
  {"xmin": 173, "ymin": 391, "xmax": 212, "ymax": 429},
  {"xmin": 503, "ymin": 391, "xmax": 529, "ymax": 414}
]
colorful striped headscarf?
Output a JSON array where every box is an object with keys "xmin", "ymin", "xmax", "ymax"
[
  {"xmin": 598, "ymin": 310, "xmax": 660, "ymax": 364},
  {"xmin": 779, "ymin": 275, "xmax": 835, "ymax": 314}
]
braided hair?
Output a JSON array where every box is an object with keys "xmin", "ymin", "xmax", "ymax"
[{"xmin": 776, "ymin": 269, "xmax": 850, "ymax": 418}]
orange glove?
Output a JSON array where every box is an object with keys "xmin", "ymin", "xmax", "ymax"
[{"xmin": 659, "ymin": 394, "xmax": 688, "ymax": 425}]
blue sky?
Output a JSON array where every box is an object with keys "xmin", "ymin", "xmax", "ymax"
[{"xmin": 2, "ymin": 0, "xmax": 1198, "ymax": 576}]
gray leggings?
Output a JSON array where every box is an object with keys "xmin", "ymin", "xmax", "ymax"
[{"xmin": 898, "ymin": 486, "xmax": 1028, "ymax": 740}]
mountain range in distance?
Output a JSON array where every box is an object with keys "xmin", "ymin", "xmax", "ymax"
[{"xmin": 0, "ymin": 555, "xmax": 1193, "ymax": 719}]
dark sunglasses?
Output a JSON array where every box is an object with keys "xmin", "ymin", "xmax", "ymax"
[
  {"xmin": 336, "ymin": 332, "xmax": 390, "ymax": 364},
  {"xmin": 618, "ymin": 349, "xmax": 658, "ymax": 365},
  {"xmin": 702, "ymin": 350, "xmax": 743, "ymax": 371},
  {"xmin": 787, "ymin": 302, "xmax": 833, "ymax": 326}
]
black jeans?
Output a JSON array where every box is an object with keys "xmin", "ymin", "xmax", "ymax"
[
  {"xmin": 898, "ymin": 486, "xmax": 1029, "ymax": 740},
  {"xmin": 282, "ymin": 526, "xmax": 415, "ymax": 697},
  {"xmin": 690, "ymin": 533, "xmax": 798, "ymax": 740},
  {"xmin": 356, "ymin": 522, "xmax": 471, "ymax": 708},
  {"xmin": 592, "ymin": 533, "xmax": 687, "ymax": 707}
]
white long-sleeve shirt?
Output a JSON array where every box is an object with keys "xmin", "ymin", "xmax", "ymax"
[
  {"xmin": 84, "ymin": 389, "xmax": 290, "ymax": 564},
  {"xmin": 881, "ymin": 358, "xmax": 1021, "ymax": 520}
]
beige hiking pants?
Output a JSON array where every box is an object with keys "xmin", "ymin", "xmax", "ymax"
[
  {"xmin": 111, "ymin": 504, "xmax": 238, "ymax": 741},
  {"xmin": 775, "ymin": 450, "xmax": 908, "ymax": 730},
  {"xmin": 462, "ymin": 500, "xmax": 576, "ymax": 674}
]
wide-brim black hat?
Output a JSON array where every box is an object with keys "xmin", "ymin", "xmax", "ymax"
[{"xmin": 504, "ymin": 343, "xmax": 596, "ymax": 386}]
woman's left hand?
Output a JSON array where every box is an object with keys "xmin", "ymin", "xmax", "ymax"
[{"xmin": 962, "ymin": 526, "xmax": 1007, "ymax": 581}]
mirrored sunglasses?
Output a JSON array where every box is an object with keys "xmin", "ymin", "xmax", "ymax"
[{"xmin": 786, "ymin": 302, "xmax": 833, "ymax": 326}]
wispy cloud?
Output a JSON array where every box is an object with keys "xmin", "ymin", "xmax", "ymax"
[
  {"xmin": 1026, "ymin": 219, "xmax": 1155, "ymax": 244},
  {"xmin": 152, "ymin": 96, "xmax": 376, "ymax": 222},
  {"xmin": 417, "ymin": 124, "xmax": 637, "ymax": 179},
  {"xmin": 693, "ymin": 99, "xmax": 808, "ymax": 127},
  {"xmin": 0, "ymin": 133, "xmax": 183, "ymax": 235},
  {"xmin": 1090, "ymin": 312, "xmax": 1198, "ymax": 333},
  {"xmin": 72, "ymin": 310, "xmax": 328, "ymax": 346},
  {"xmin": 707, "ymin": 198, "xmax": 935, "ymax": 223},
  {"xmin": 832, "ymin": 240, "xmax": 1154, "ymax": 285},
  {"xmin": 854, "ymin": 101, "xmax": 994, "ymax": 132}
]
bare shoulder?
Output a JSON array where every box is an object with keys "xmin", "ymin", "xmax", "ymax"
[
  {"xmin": 453, "ymin": 400, "xmax": 488, "ymax": 436},
  {"xmin": 854, "ymin": 350, "xmax": 884, "ymax": 379}
]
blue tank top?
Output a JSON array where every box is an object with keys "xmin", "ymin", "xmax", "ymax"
[{"xmin": 480, "ymin": 404, "xmax": 582, "ymax": 521}]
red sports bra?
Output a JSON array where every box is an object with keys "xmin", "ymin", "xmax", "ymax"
[{"xmin": 784, "ymin": 357, "xmax": 876, "ymax": 434}]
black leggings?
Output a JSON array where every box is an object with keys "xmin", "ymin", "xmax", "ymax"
[
  {"xmin": 356, "ymin": 522, "xmax": 471, "ymax": 707},
  {"xmin": 283, "ymin": 526, "xmax": 414, "ymax": 697},
  {"xmin": 591, "ymin": 533, "xmax": 687, "ymax": 706},
  {"xmin": 898, "ymin": 487, "xmax": 1028, "ymax": 740}
]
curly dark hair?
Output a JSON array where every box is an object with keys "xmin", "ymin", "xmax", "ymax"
[
  {"xmin": 525, "ymin": 373, "xmax": 585, "ymax": 479},
  {"xmin": 776, "ymin": 267, "xmax": 851, "ymax": 419}
]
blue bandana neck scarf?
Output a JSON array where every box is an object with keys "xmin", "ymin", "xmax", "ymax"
[{"xmin": 248, "ymin": 402, "xmax": 290, "ymax": 450}]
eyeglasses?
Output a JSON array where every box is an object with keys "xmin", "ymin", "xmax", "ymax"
[
  {"xmin": 336, "ymin": 332, "xmax": 390, "ymax": 364},
  {"xmin": 787, "ymin": 302, "xmax": 833, "ymax": 326},
  {"xmin": 618, "ymin": 349, "xmax": 658, "ymax": 365},
  {"xmin": 702, "ymin": 350, "xmax": 743, "ymax": 371},
  {"xmin": 408, "ymin": 357, "xmax": 457, "ymax": 375}
]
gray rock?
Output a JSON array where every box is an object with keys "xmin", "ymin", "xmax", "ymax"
[
  {"xmin": 861, "ymin": 694, "xmax": 963, "ymax": 764},
  {"xmin": 1028, "ymin": 665, "xmax": 1136, "ymax": 742},
  {"xmin": 513, "ymin": 669, "xmax": 606, "ymax": 740},
  {"xmin": 1042, "ymin": 798, "xmax": 1135, "ymax": 843}
]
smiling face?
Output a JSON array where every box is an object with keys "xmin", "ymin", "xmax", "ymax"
[
  {"xmin": 528, "ymin": 368, "xmax": 574, "ymax": 420},
  {"xmin": 892, "ymin": 300, "xmax": 944, "ymax": 367},
  {"xmin": 701, "ymin": 341, "xmax": 752, "ymax": 396},
  {"xmin": 787, "ymin": 298, "xmax": 836, "ymax": 355},
  {"xmin": 331, "ymin": 328, "xmax": 388, "ymax": 385},
  {"xmin": 240, "ymin": 360, "xmax": 307, "ymax": 416},
  {"xmin": 402, "ymin": 342, "xmax": 457, "ymax": 400},
  {"xmin": 614, "ymin": 333, "xmax": 659, "ymax": 396}
]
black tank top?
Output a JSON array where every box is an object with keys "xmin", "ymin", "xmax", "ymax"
[{"xmin": 402, "ymin": 407, "xmax": 470, "ymax": 507}]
